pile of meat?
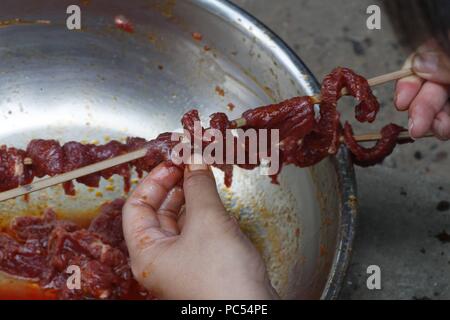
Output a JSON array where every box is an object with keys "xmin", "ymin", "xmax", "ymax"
[
  {"xmin": 0, "ymin": 67, "xmax": 411, "ymax": 195},
  {"xmin": 0, "ymin": 199, "xmax": 151, "ymax": 299}
]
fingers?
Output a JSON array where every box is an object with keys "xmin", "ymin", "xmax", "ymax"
[
  {"xmin": 157, "ymin": 186, "xmax": 185, "ymax": 236},
  {"xmin": 432, "ymin": 103, "xmax": 450, "ymax": 140},
  {"xmin": 123, "ymin": 163, "xmax": 184, "ymax": 257},
  {"xmin": 395, "ymin": 77, "xmax": 423, "ymax": 111},
  {"xmin": 413, "ymin": 51, "xmax": 450, "ymax": 84},
  {"xmin": 408, "ymin": 82, "xmax": 449, "ymax": 138},
  {"xmin": 395, "ymin": 53, "xmax": 424, "ymax": 111},
  {"xmin": 395, "ymin": 41, "xmax": 450, "ymax": 139},
  {"xmin": 182, "ymin": 164, "xmax": 227, "ymax": 229},
  {"xmin": 177, "ymin": 207, "xmax": 186, "ymax": 230}
]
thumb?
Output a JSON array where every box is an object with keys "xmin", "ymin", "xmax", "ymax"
[
  {"xmin": 182, "ymin": 163, "xmax": 228, "ymax": 230},
  {"xmin": 413, "ymin": 51, "xmax": 450, "ymax": 84}
]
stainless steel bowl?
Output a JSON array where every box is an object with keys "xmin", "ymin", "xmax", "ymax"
[{"xmin": 0, "ymin": 0, "xmax": 357, "ymax": 299}]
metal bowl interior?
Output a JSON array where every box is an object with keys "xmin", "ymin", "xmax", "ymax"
[{"xmin": 0, "ymin": 0, "xmax": 356, "ymax": 299}]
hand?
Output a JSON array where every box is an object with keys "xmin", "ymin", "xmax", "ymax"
[
  {"xmin": 122, "ymin": 162, "xmax": 278, "ymax": 300},
  {"xmin": 395, "ymin": 40, "xmax": 450, "ymax": 140}
]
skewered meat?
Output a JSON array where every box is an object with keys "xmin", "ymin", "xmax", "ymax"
[
  {"xmin": 0, "ymin": 67, "xmax": 411, "ymax": 195},
  {"xmin": 343, "ymin": 123, "xmax": 411, "ymax": 167}
]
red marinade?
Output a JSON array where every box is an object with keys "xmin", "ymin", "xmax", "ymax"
[{"xmin": 0, "ymin": 199, "xmax": 152, "ymax": 300}]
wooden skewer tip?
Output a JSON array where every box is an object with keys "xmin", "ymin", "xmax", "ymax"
[{"xmin": 233, "ymin": 118, "xmax": 247, "ymax": 128}]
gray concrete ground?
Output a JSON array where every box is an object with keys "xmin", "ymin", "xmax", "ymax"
[{"xmin": 233, "ymin": 0, "xmax": 450, "ymax": 299}]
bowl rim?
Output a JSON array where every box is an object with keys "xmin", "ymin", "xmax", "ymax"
[{"xmin": 194, "ymin": 0, "xmax": 358, "ymax": 299}]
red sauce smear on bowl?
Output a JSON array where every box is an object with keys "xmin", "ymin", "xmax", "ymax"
[{"xmin": 114, "ymin": 15, "xmax": 134, "ymax": 33}]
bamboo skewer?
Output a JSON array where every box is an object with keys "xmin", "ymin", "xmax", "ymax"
[
  {"xmin": 347, "ymin": 131, "xmax": 433, "ymax": 143},
  {"xmin": 0, "ymin": 68, "xmax": 428, "ymax": 202}
]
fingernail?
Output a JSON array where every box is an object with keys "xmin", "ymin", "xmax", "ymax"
[
  {"xmin": 413, "ymin": 52, "xmax": 439, "ymax": 74},
  {"xmin": 408, "ymin": 118, "xmax": 416, "ymax": 140},
  {"xmin": 396, "ymin": 91, "xmax": 407, "ymax": 108},
  {"xmin": 188, "ymin": 163, "xmax": 209, "ymax": 171}
]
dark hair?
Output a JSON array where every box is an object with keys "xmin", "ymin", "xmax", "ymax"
[{"xmin": 384, "ymin": 0, "xmax": 450, "ymax": 54}]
